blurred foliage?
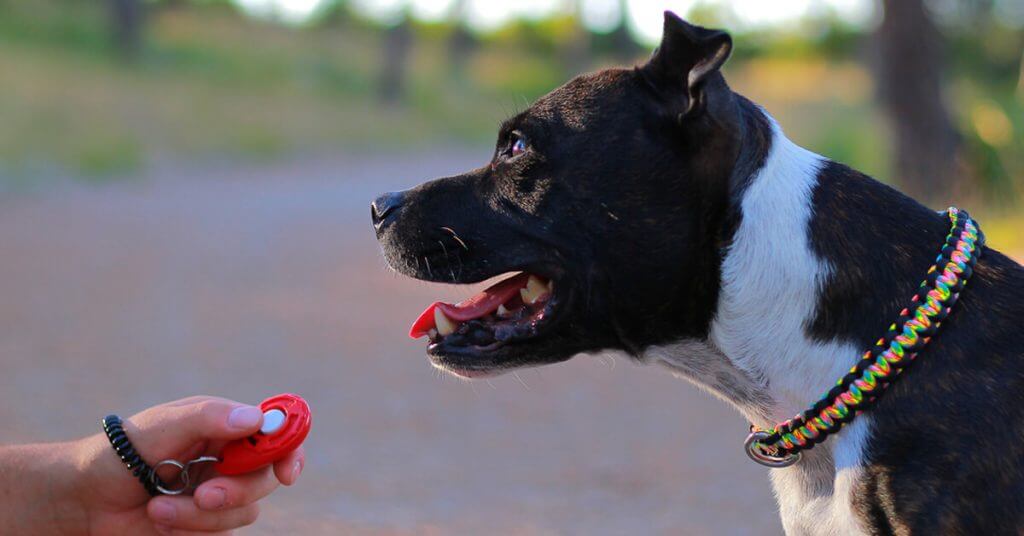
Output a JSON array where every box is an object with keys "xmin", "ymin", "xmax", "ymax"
[
  {"xmin": 0, "ymin": 0, "xmax": 550, "ymax": 176},
  {"xmin": 0, "ymin": 0, "xmax": 1020, "ymax": 241}
]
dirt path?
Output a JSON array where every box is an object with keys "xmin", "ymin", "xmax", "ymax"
[{"xmin": 0, "ymin": 151, "xmax": 780, "ymax": 535}]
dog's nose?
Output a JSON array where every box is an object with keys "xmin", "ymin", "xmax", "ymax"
[{"xmin": 371, "ymin": 191, "xmax": 405, "ymax": 231}]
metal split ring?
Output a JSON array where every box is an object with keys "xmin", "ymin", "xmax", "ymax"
[
  {"xmin": 152, "ymin": 456, "xmax": 221, "ymax": 495},
  {"xmin": 744, "ymin": 431, "xmax": 801, "ymax": 468}
]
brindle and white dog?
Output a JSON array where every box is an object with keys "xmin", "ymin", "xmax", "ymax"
[{"xmin": 372, "ymin": 12, "xmax": 1024, "ymax": 534}]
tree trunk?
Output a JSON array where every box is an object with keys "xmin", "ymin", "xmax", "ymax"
[
  {"xmin": 875, "ymin": 0, "xmax": 961, "ymax": 205},
  {"xmin": 378, "ymin": 16, "xmax": 413, "ymax": 105},
  {"xmin": 1018, "ymin": 49, "xmax": 1024, "ymax": 97},
  {"xmin": 609, "ymin": 0, "xmax": 641, "ymax": 62},
  {"xmin": 559, "ymin": 0, "xmax": 592, "ymax": 78},
  {"xmin": 108, "ymin": 0, "xmax": 143, "ymax": 61},
  {"xmin": 446, "ymin": 0, "xmax": 476, "ymax": 83}
]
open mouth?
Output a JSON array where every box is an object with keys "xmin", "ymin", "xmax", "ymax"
[{"xmin": 409, "ymin": 272, "xmax": 561, "ymax": 375}]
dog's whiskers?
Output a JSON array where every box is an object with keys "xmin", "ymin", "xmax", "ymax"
[
  {"xmin": 437, "ymin": 240, "xmax": 457, "ymax": 283},
  {"xmin": 440, "ymin": 227, "xmax": 469, "ymax": 251},
  {"xmin": 599, "ymin": 352, "xmax": 617, "ymax": 371},
  {"xmin": 583, "ymin": 270, "xmax": 597, "ymax": 311},
  {"xmin": 423, "ymin": 256, "xmax": 434, "ymax": 279},
  {"xmin": 512, "ymin": 371, "xmax": 531, "ymax": 391}
]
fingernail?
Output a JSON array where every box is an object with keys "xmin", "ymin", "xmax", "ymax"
[
  {"xmin": 151, "ymin": 500, "xmax": 176, "ymax": 523},
  {"xmin": 227, "ymin": 405, "xmax": 262, "ymax": 429},
  {"xmin": 290, "ymin": 458, "xmax": 304, "ymax": 484},
  {"xmin": 197, "ymin": 486, "xmax": 227, "ymax": 510}
]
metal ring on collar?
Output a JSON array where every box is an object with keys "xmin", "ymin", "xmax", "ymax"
[{"xmin": 744, "ymin": 431, "xmax": 801, "ymax": 468}]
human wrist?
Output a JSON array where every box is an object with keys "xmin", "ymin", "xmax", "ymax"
[
  {"xmin": 71, "ymin": 428, "xmax": 153, "ymax": 513},
  {"xmin": 0, "ymin": 441, "xmax": 89, "ymax": 535}
]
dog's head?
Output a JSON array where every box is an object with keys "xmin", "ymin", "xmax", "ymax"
[{"xmin": 373, "ymin": 13, "xmax": 759, "ymax": 378}]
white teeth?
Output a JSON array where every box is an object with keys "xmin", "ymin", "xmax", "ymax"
[
  {"xmin": 434, "ymin": 308, "xmax": 458, "ymax": 336},
  {"xmin": 496, "ymin": 304, "xmax": 511, "ymax": 317},
  {"xmin": 547, "ymin": 280, "xmax": 554, "ymax": 293},
  {"xmin": 428, "ymin": 328, "xmax": 438, "ymax": 340},
  {"xmin": 520, "ymin": 275, "xmax": 548, "ymax": 305}
]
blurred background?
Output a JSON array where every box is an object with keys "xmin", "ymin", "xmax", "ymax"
[{"xmin": 0, "ymin": 0, "xmax": 1021, "ymax": 534}]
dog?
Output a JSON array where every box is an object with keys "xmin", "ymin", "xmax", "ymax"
[{"xmin": 372, "ymin": 12, "xmax": 1024, "ymax": 534}]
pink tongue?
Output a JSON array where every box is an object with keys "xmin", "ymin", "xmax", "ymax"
[{"xmin": 409, "ymin": 273, "xmax": 531, "ymax": 339}]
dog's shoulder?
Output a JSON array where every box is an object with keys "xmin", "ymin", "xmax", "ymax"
[
  {"xmin": 806, "ymin": 161, "xmax": 1024, "ymax": 533},
  {"xmin": 853, "ymin": 251, "xmax": 1024, "ymax": 534}
]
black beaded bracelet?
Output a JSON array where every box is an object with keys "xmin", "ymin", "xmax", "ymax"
[{"xmin": 101, "ymin": 414, "xmax": 165, "ymax": 497}]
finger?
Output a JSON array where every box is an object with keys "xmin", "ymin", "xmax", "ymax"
[
  {"xmin": 193, "ymin": 467, "xmax": 279, "ymax": 510},
  {"xmin": 127, "ymin": 397, "xmax": 264, "ymax": 458},
  {"xmin": 162, "ymin": 395, "xmax": 218, "ymax": 409},
  {"xmin": 154, "ymin": 528, "xmax": 234, "ymax": 536},
  {"xmin": 148, "ymin": 495, "xmax": 259, "ymax": 532},
  {"xmin": 273, "ymin": 446, "xmax": 305, "ymax": 486}
]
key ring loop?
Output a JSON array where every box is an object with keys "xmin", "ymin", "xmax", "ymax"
[
  {"xmin": 152, "ymin": 460, "xmax": 188, "ymax": 495},
  {"xmin": 151, "ymin": 456, "xmax": 221, "ymax": 495},
  {"xmin": 744, "ymin": 431, "xmax": 801, "ymax": 468}
]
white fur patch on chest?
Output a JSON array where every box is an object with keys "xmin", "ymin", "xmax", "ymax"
[
  {"xmin": 716, "ymin": 119, "xmax": 870, "ymax": 535},
  {"xmin": 770, "ymin": 418, "xmax": 871, "ymax": 536},
  {"xmin": 709, "ymin": 119, "xmax": 852, "ymax": 419},
  {"xmin": 649, "ymin": 117, "xmax": 874, "ymax": 535}
]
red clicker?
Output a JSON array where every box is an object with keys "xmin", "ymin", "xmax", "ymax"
[{"xmin": 215, "ymin": 393, "xmax": 311, "ymax": 476}]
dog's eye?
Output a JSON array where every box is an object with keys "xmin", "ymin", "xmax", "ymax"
[{"xmin": 509, "ymin": 133, "xmax": 527, "ymax": 158}]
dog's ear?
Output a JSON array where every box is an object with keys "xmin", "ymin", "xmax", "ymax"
[{"xmin": 641, "ymin": 11, "xmax": 732, "ymax": 119}]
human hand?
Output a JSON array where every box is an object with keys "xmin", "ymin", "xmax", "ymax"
[{"xmin": 72, "ymin": 396, "xmax": 305, "ymax": 535}]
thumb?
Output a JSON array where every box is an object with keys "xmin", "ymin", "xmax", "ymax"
[{"xmin": 125, "ymin": 396, "xmax": 263, "ymax": 461}]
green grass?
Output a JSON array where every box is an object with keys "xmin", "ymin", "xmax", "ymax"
[
  {"xmin": 0, "ymin": 3, "xmax": 889, "ymax": 179},
  {"xmin": 0, "ymin": 4, "xmax": 551, "ymax": 177},
  {"xmin": 0, "ymin": 0, "xmax": 1020, "ymax": 212},
  {"xmin": 976, "ymin": 211, "xmax": 1024, "ymax": 257}
]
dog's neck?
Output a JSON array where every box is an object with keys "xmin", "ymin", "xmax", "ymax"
[
  {"xmin": 715, "ymin": 117, "xmax": 868, "ymax": 424},
  {"xmin": 644, "ymin": 112, "xmax": 875, "ymax": 533},
  {"xmin": 645, "ymin": 112, "xmax": 864, "ymax": 430}
]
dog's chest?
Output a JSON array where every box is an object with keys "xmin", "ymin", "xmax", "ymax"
[
  {"xmin": 706, "ymin": 120, "xmax": 876, "ymax": 535},
  {"xmin": 768, "ymin": 420, "xmax": 872, "ymax": 536}
]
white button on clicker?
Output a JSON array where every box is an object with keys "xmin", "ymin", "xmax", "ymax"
[{"xmin": 260, "ymin": 409, "xmax": 287, "ymax": 435}]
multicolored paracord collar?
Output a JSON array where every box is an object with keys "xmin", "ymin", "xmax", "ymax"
[{"xmin": 744, "ymin": 207, "xmax": 984, "ymax": 468}]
